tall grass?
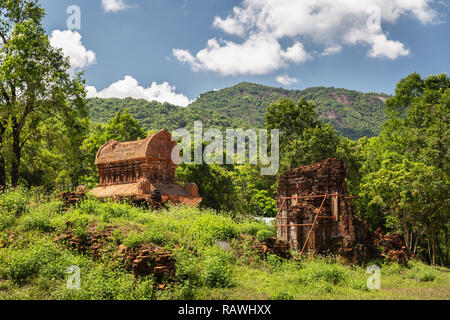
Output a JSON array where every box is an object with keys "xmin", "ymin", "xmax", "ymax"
[{"xmin": 0, "ymin": 188, "xmax": 448, "ymax": 300}]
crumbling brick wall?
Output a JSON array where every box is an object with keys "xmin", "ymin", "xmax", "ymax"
[{"xmin": 277, "ymin": 158, "xmax": 374, "ymax": 263}]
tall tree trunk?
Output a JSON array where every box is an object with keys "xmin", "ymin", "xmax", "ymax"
[
  {"xmin": 0, "ymin": 155, "xmax": 5, "ymax": 188},
  {"xmin": 0, "ymin": 124, "xmax": 6, "ymax": 188},
  {"xmin": 431, "ymin": 225, "xmax": 437, "ymax": 266},
  {"xmin": 11, "ymin": 122, "xmax": 21, "ymax": 187}
]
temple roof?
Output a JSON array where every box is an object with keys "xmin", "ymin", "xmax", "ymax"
[{"xmin": 95, "ymin": 129, "xmax": 177, "ymax": 165}]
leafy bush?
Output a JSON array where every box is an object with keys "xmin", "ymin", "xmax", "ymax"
[
  {"xmin": 63, "ymin": 212, "xmax": 95, "ymax": 239},
  {"xmin": 270, "ymin": 291, "xmax": 294, "ymax": 300},
  {"xmin": 6, "ymin": 240, "xmax": 89, "ymax": 284},
  {"xmin": 201, "ymin": 248, "xmax": 235, "ymax": 288},
  {"xmin": 193, "ymin": 214, "xmax": 239, "ymax": 243},
  {"xmin": 298, "ymin": 259, "xmax": 348, "ymax": 286},
  {"xmin": 75, "ymin": 198, "xmax": 102, "ymax": 216},
  {"xmin": 256, "ymin": 229, "xmax": 275, "ymax": 242},
  {"xmin": 0, "ymin": 187, "xmax": 31, "ymax": 216},
  {"xmin": 98, "ymin": 201, "xmax": 134, "ymax": 220},
  {"xmin": 418, "ymin": 271, "xmax": 436, "ymax": 282},
  {"xmin": 54, "ymin": 265, "xmax": 155, "ymax": 300},
  {"xmin": 406, "ymin": 261, "xmax": 437, "ymax": 282},
  {"xmin": 0, "ymin": 211, "xmax": 16, "ymax": 231},
  {"xmin": 237, "ymin": 222, "xmax": 261, "ymax": 236},
  {"xmin": 123, "ymin": 229, "xmax": 165, "ymax": 248},
  {"xmin": 19, "ymin": 213, "xmax": 55, "ymax": 233}
]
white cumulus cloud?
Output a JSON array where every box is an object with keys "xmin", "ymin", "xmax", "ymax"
[
  {"xmin": 49, "ymin": 30, "xmax": 96, "ymax": 74},
  {"xmin": 101, "ymin": 0, "xmax": 130, "ymax": 12},
  {"xmin": 173, "ymin": 34, "xmax": 309, "ymax": 76},
  {"xmin": 276, "ymin": 75, "xmax": 298, "ymax": 86},
  {"xmin": 174, "ymin": 0, "xmax": 437, "ymax": 74},
  {"xmin": 322, "ymin": 45, "xmax": 343, "ymax": 56},
  {"xmin": 86, "ymin": 76, "xmax": 193, "ymax": 107}
]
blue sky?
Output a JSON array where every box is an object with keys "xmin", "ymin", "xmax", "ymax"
[{"xmin": 41, "ymin": 0, "xmax": 449, "ymax": 106}]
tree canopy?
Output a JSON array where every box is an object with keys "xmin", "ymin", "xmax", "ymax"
[{"xmin": 0, "ymin": 0, "xmax": 88, "ymax": 188}]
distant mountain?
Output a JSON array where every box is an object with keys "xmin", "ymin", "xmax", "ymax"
[{"xmin": 87, "ymin": 82, "xmax": 390, "ymax": 140}]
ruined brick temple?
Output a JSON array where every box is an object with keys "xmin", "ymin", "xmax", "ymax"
[
  {"xmin": 90, "ymin": 129, "xmax": 202, "ymax": 206},
  {"xmin": 276, "ymin": 158, "xmax": 374, "ymax": 263}
]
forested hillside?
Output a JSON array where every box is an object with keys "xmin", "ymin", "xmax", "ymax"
[{"xmin": 87, "ymin": 82, "xmax": 390, "ymax": 140}]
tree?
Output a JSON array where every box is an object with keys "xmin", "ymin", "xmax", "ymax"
[
  {"xmin": 176, "ymin": 162, "xmax": 237, "ymax": 212},
  {"xmin": 384, "ymin": 73, "xmax": 449, "ymax": 172},
  {"xmin": 265, "ymin": 97, "xmax": 319, "ymax": 148},
  {"xmin": 359, "ymin": 73, "xmax": 449, "ymax": 265},
  {"xmin": 360, "ymin": 156, "xmax": 448, "ymax": 264},
  {"xmin": 104, "ymin": 109, "xmax": 146, "ymax": 142},
  {"xmin": 265, "ymin": 97, "xmax": 361, "ymax": 186},
  {"xmin": 0, "ymin": 0, "xmax": 87, "ymax": 187}
]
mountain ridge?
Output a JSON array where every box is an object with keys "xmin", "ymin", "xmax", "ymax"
[{"xmin": 87, "ymin": 81, "xmax": 390, "ymax": 140}]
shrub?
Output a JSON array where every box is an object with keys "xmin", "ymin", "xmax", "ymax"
[
  {"xmin": 123, "ymin": 231, "xmax": 144, "ymax": 249},
  {"xmin": 64, "ymin": 212, "xmax": 94, "ymax": 239},
  {"xmin": 6, "ymin": 240, "xmax": 88, "ymax": 284},
  {"xmin": 194, "ymin": 215, "xmax": 239, "ymax": 243},
  {"xmin": 0, "ymin": 211, "xmax": 16, "ymax": 231},
  {"xmin": 406, "ymin": 261, "xmax": 437, "ymax": 282},
  {"xmin": 174, "ymin": 248, "xmax": 202, "ymax": 285},
  {"xmin": 75, "ymin": 198, "xmax": 102, "ymax": 216},
  {"xmin": 418, "ymin": 271, "xmax": 436, "ymax": 282},
  {"xmin": 201, "ymin": 248, "xmax": 235, "ymax": 288},
  {"xmin": 270, "ymin": 291, "xmax": 294, "ymax": 300},
  {"xmin": 0, "ymin": 187, "xmax": 31, "ymax": 216},
  {"xmin": 238, "ymin": 223, "xmax": 260, "ymax": 236},
  {"xmin": 19, "ymin": 213, "xmax": 55, "ymax": 233},
  {"xmin": 266, "ymin": 254, "xmax": 284, "ymax": 270},
  {"xmin": 53, "ymin": 265, "xmax": 155, "ymax": 300},
  {"xmin": 98, "ymin": 202, "xmax": 132, "ymax": 220},
  {"xmin": 256, "ymin": 229, "xmax": 275, "ymax": 242},
  {"xmin": 298, "ymin": 260, "xmax": 348, "ymax": 286},
  {"xmin": 8, "ymin": 251, "xmax": 40, "ymax": 284}
]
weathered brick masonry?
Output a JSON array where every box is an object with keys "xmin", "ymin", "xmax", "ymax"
[
  {"xmin": 277, "ymin": 158, "xmax": 374, "ymax": 263},
  {"xmin": 90, "ymin": 129, "xmax": 202, "ymax": 206}
]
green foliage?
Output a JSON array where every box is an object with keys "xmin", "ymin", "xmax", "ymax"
[
  {"xmin": 87, "ymin": 82, "xmax": 388, "ymax": 141},
  {"xmin": 0, "ymin": 1, "xmax": 89, "ymax": 188},
  {"xmin": 54, "ymin": 266, "xmax": 155, "ymax": 300},
  {"xmin": 406, "ymin": 261, "xmax": 438, "ymax": 282},
  {"xmin": 201, "ymin": 247, "xmax": 235, "ymax": 288},
  {"xmin": 176, "ymin": 163, "xmax": 237, "ymax": 212},
  {"xmin": 0, "ymin": 187, "xmax": 31, "ymax": 216},
  {"xmin": 256, "ymin": 229, "xmax": 275, "ymax": 242},
  {"xmin": 266, "ymin": 97, "xmax": 320, "ymax": 145},
  {"xmin": 104, "ymin": 109, "xmax": 147, "ymax": 143},
  {"xmin": 264, "ymin": 97, "xmax": 362, "ymax": 193},
  {"xmin": 251, "ymin": 190, "xmax": 277, "ymax": 217},
  {"xmin": 17, "ymin": 200, "xmax": 63, "ymax": 232},
  {"xmin": 6, "ymin": 239, "xmax": 90, "ymax": 284},
  {"xmin": 123, "ymin": 229, "xmax": 164, "ymax": 248},
  {"xmin": 358, "ymin": 73, "xmax": 449, "ymax": 266},
  {"xmin": 0, "ymin": 193, "xmax": 448, "ymax": 300}
]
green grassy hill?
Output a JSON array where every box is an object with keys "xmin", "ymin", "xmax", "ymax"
[
  {"xmin": 0, "ymin": 189, "xmax": 448, "ymax": 300},
  {"xmin": 87, "ymin": 82, "xmax": 390, "ymax": 140}
]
